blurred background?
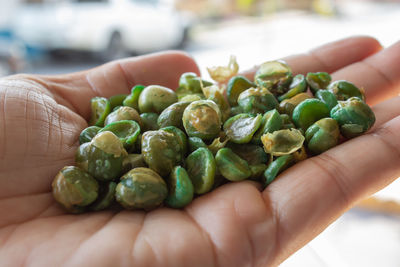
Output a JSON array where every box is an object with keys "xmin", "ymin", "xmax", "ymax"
[{"xmin": 1, "ymin": 0, "xmax": 400, "ymax": 265}]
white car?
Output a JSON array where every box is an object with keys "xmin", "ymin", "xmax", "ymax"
[{"xmin": 11, "ymin": 0, "xmax": 191, "ymax": 60}]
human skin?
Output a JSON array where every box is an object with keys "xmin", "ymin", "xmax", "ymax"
[{"xmin": 1, "ymin": 36, "xmax": 400, "ymax": 267}]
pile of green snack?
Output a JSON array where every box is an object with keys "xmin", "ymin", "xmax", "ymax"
[{"xmin": 52, "ymin": 59, "xmax": 376, "ymax": 213}]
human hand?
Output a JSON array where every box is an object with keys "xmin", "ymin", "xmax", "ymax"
[{"xmin": 0, "ymin": 36, "xmax": 399, "ymax": 267}]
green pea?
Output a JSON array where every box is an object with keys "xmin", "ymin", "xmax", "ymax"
[
  {"xmin": 278, "ymin": 74, "xmax": 307, "ymax": 101},
  {"xmin": 140, "ymin": 113, "xmax": 160, "ymax": 132},
  {"xmin": 87, "ymin": 131, "xmax": 128, "ymax": 181},
  {"xmin": 315, "ymin": 90, "xmax": 338, "ymax": 111},
  {"xmin": 249, "ymin": 164, "xmax": 268, "ymax": 181},
  {"xmin": 292, "ymin": 98, "xmax": 330, "ymax": 132},
  {"xmin": 104, "ymin": 106, "xmax": 141, "ymax": 126},
  {"xmin": 264, "ymin": 155, "xmax": 294, "ymax": 186},
  {"xmin": 230, "ymin": 105, "xmax": 243, "ymax": 117},
  {"xmin": 99, "ymin": 120, "xmax": 141, "ymax": 150},
  {"xmin": 75, "ymin": 142, "xmax": 90, "ymax": 171},
  {"xmin": 227, "ymin": 75, "xmax": 255, "ymax": 106},
  {"xmin": 123, "ymin": 85, "xmax": 145, "ymax": 110},
  {"xmin": 157, "ymin": 102, "xmax": 190, "ymax": 130},
  {"xmin": 254, "ymin": 60, "xmax": 293, "ymax": 95},
  {"xmin": 89, "ymin": 97, "xmax": 111, "ymax": 127},
  {"xmin": 280, "ymin": 114, "xmax": 296, "ymax": 129},
  {"xmin": 115, "ymin": 168, "xmax": 168, "ymax": 210},
  {"xmin": 79, "ymin": 126, "xmax": 102, "ymax": 145},
  {"xmin": 122, "ymin": 154, "xmax": 146, "ymax": 174},
  {"xmin": 330, "ymin": 97, "xmax": 375, "ymax": 138},
  {"xmin": 306, "ymin": 118, "xmax": 340, "ymax": 155},
  {"xmin": 306, "ymin": 72, "xmax": 331, "ymax": 94},
  {"xmin": 142, "ymin": 130, "xmax": 183, "ymax": 176},
  {"xmin": 89, "ymin": 181, "xmax": 117, "ymax": 211},
  {"xmin": 138, "ymin": 85, "xmax": 178, "ymax": 114},
  {"xmin": 215, "ymin": 148, "xmax": 251, "ymax": 182},
  {"xmin": 179, "ymin": 94, "xmax": 205, "ymax": 103},
  {"xmin": 208, "ymin": 136, "xmax": 229, "ymax": 155},
  {"xmin": 223, "ymin": 113, "xmax": 263, "ymax": 144},
  {"xmin": 252, "ymin": 109, "xmax": 283, "ymax": 144},
  {"xmin": 182, "ymin": 100, "xmax": 222, "ymax": 140},
  {"xmin": 165, "ymin": 166, "xmax": 194, "ymax": 209},
  {"xmin": 176, "ymin": 72, "xmax": 213, "ymax": 97},
  {"xmin": 261, "ymin": 128, "xmax": 305, "ymax": 156},
  {"xmin": 109, "ymin": 94, "xmax": 128, "ymax": 111},
  {"xmin": 186, "ymin": 147, "xmax": 216, "ymax": 194},
  {"xmin": 52, "ymin": 166, "xmax": 99, "ymax": 213},
  {"xmin": 161, "ymin": 126, "xmax": 188, "ymax": 158},
  {"xmin": 237, "ymin": 87, "xmax": 278, "ymax": 115},
  {"xmin": 203, "ymin": 85, "xmax": 231, "ymax": 122},
  {"xmin": 279, "ymin": 92, "xmax": 312, "ymax": 116},
  {"xmin": 188, "ymin": 137, "xmax": 207, "ymax": 153},
  {"xmin": 328, "ymin": 80, "xmax": 365, "ymax": 101},
  {"xmin": 227, "ymin": 143, "xmax": 269, "ymax": 165}
]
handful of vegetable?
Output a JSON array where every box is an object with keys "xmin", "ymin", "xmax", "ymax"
[{"xmin": 52, "ymin": 58, "xmax": 375, "ymax": 213}]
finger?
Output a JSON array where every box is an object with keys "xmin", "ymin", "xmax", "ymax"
[
  {"xmin": 241, "ymin": 36, "xmax": 382, "ymax": 80},
  {"xmin": 263, "ymin": 115, "xmax": 400, "ymax": 265},
  {"xmin": 40, "ymin": 51, "xmax": 200, "ymax": 118},
  {"xmin": 332, "ymin": 40, "xmax": 400, "ymax": 106},
  {"xmin": 371, "ymin": 95, "xmax": 400, "ymax": 130}
]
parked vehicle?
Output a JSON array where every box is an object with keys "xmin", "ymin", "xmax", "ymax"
[{"xmin": 11, "ymin": 0, "xmax": 191, "ymax": 60}]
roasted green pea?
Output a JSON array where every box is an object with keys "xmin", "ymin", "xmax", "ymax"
[
  {"xmin": 252, "ymin": 109, "xmax": 283, "ymax": 144},
  {"xmin": 179, "ymin": 94, "xmax": 205, "ymax": 103},
  {"xmin": 330, "ymin": 97, "xmax": 375, "ymax": 138},
  {"xmin": 89, "ymin": 181, "xmax": 117, "ymax": 211},
  {"xmin": 279, "ymin": 92, "xmax": 311, "ymax": 116},
  {"xmin": 186, "ymin": 147, "xmax": 216, "ymax": 194},
  {"xmin": 138, "ymin": 85, "xmax": 178, "ymax": 114},
  {"xmin": 109, "ymin": 94, "xmax": 128, "ymax": 110},
  {"xmin": 89, "ymin": 97, "xmax": 111, "ymax": 127},
  {"xmin": 264, "ymin": 155, "xmax": 294, "ymax": 186},
  {"xmin": 306, "ymin": 72, "xmax": 331, "ymax": 94},
  {"xmin": 228, "ymin": 143, "xmax": 269, "ymax": 165},
  {"xmin": 249, "ymin": 164, "xmax": 268, "ymax": 181},
  {"xmin": 223, "ymin": 113, "xmax": 262, "ymax": 144},
  {"xmin": 188, "ymin": 137, "xmax": 207, "ymax": 152},
  {"xmin": 203, "ymin": 85, "xmax": 231, "ymax": 122},
  {"xmin": 104, "ymin": 106, "xmax": 141, "ymax": 126},
  {"xmin": 123, "ymin": 85, "xmax": 145, "ymax": 110},
  {"xmin": 261, "ymin": 128, "xmax": 305, "ymax": 156},
  {"xmin": 75, "ymin": 142, "xmax": 90, "ymax": 171},
  {"xmin": 122, "ymin": 154, "xmax": 146, "ymax": 173},
  {"xmin": 280, "ymin": 114, "xmax": 296, "ymax": 129},
  {"xmin": 161, "ymin": 126, "xmax": 188, "ymax": 157},
  {"xmin": 79, "ymin": 126, "xmax": 101, "ymax": 145},
  {"xmin": 237, "ymin": 87, "xmax": 278, "ymax": 115},
  {"xmin": 140, "ymin": 113, "xmax": 160, "ymax": 132},
  {"xmin": 315, "ymin": 90, "xmax": 338, "ymax": 111},
  {"xmin": 278, "ymin": 74, "xmax": 307, "ymax": 101},
  {"xmin": 254, "ymin": 60, "xmax": 293, "ymax": 95},
  {"xmin": 99, "ymin": 120, "xmax": 141, "ymax": 150},
  {"xmin": 165, "ymin": 166, "xmax": 194, "ymax": 208},
  {"xmin": 116, "ymin": 168, "xmax": 168, "ymax": 210},
  {"xmin": 182, "ymin": 100, "xmax": 222, "ymax": 140},
  {"xmin": 292, "ymin": 99, "xmax": 330, "ymax": 132},
  {"xmin": 176, "ymin": 72, "xmax": 213, "ymax": 97},
  {"xmin": 87, "ymin": 131, "xmax": 128, "ymax": 181},
  {"xmin": 215, "ymin": 148, "xmax": 251, "ymax": 182},
  {"xmin": 227, "ymin": 75, "xmax": 255, "ymax": 106},
  {"xmin": 208, "ymin": 136, "xmax": 229, "ymax": 155},
  {"xmin": 142, "ymin": 130, "xmax": 182, "ymax": 176},
  {"xmin": 52, "ymin": 166, "xmax": 99, "ymax": 213},
  {"xmin": 328, "ymin": 80, "xmax": 365, "ymax": 101},
  {"xmin": 305, "ymin": 118, "xmax": 340, "ymax": 155},
  {"xmin": 157, "ymin": 102, "xmax": 190, "ymax": 130}
]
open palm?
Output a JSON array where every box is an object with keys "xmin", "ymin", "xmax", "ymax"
[{"xmin": 1, "ymin": 37, "xmax": 400, "ymax": 267}]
